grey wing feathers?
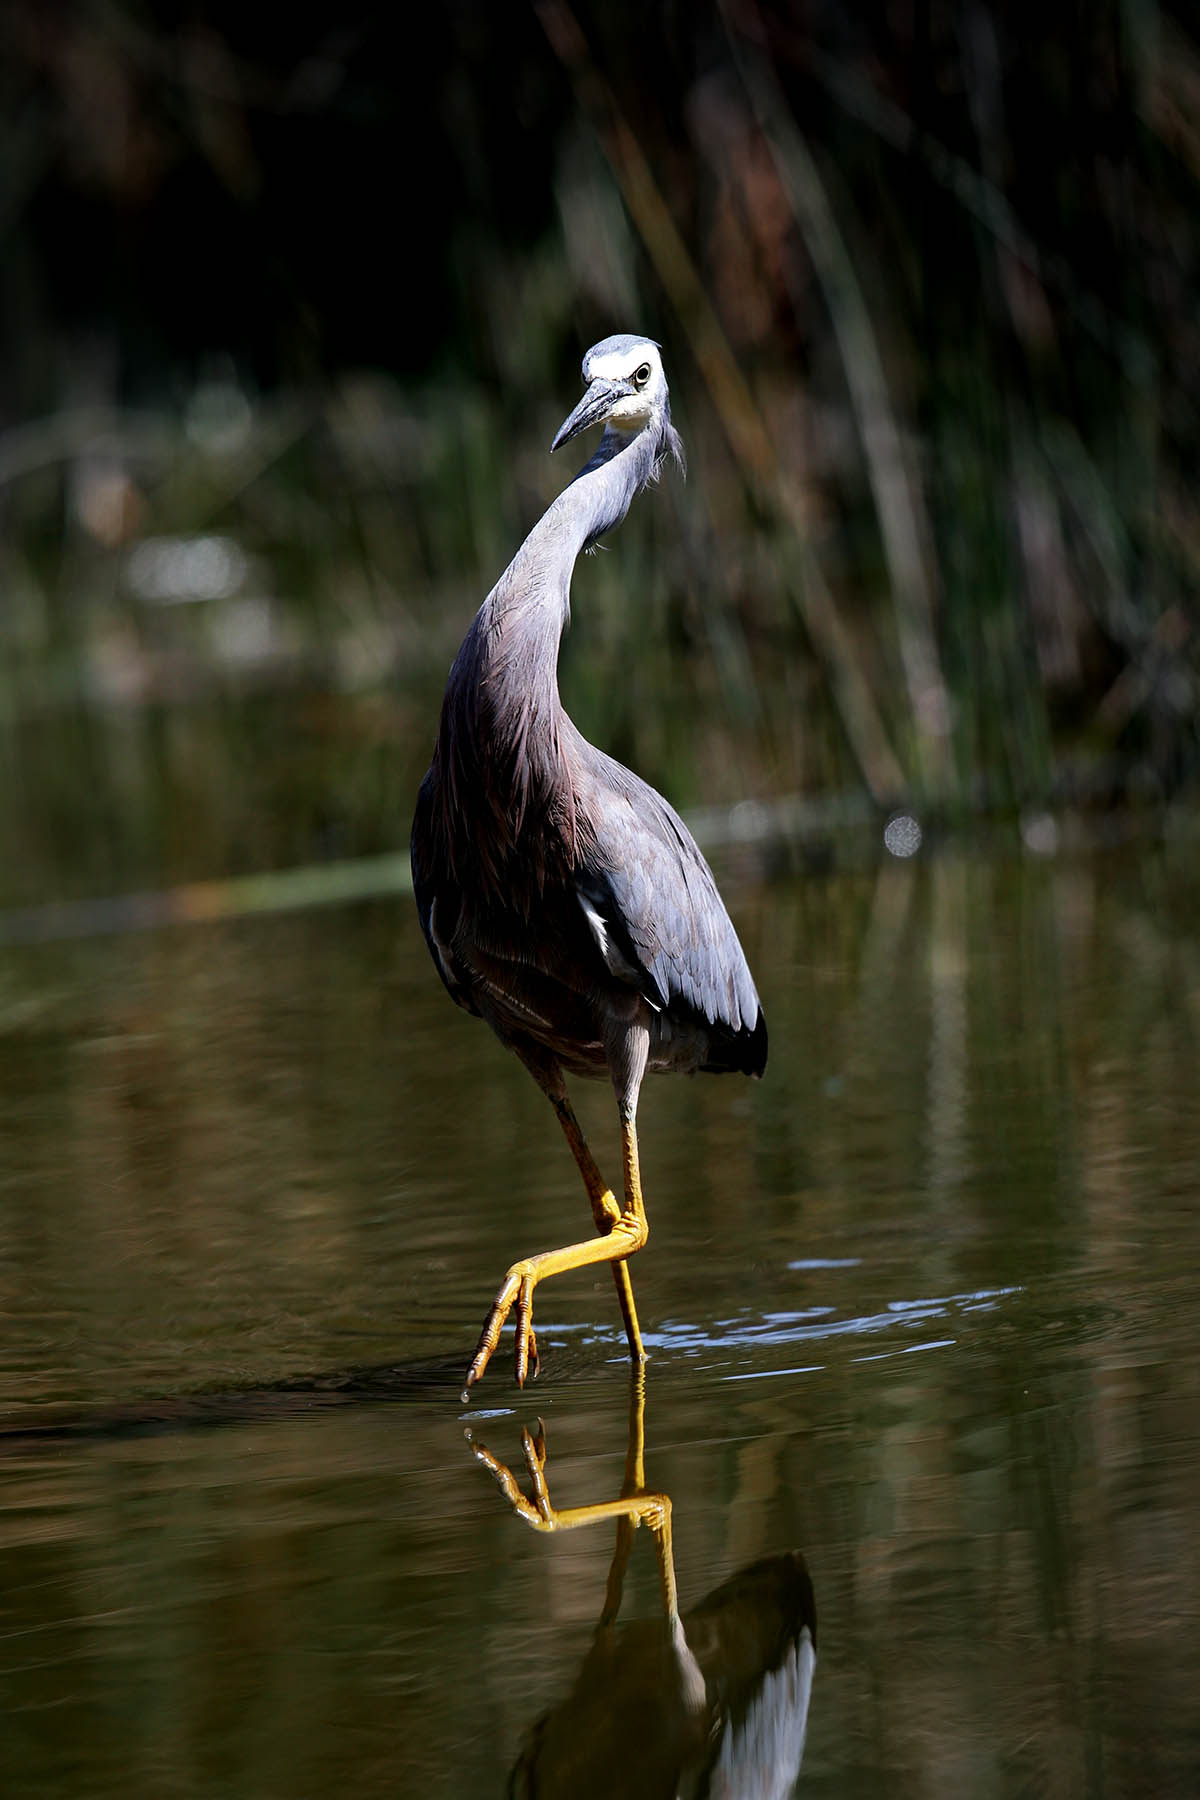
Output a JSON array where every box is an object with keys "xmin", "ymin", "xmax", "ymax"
[
  {"xmin": 410, "ymin": 772, "xmax": 479, "ymax": 1018},
  {"xmin": 577, "ymin": 761, "xmax": 766, "ymax": 1070}
]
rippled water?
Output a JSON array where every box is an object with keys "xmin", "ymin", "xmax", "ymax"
[{"xmin": 1, "ymin": 836, "xmax": 1198, "ymax": 1795}]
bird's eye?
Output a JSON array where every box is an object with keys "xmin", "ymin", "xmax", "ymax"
[{"xmin": 633, "ymin": 363, "xmax": 652, "ymax": 389}]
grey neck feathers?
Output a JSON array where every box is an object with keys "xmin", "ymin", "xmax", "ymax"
[
  {"xmin": 436, "ymin": 411, "xmax": 677, "ymax": 859},
  {"xmin": 510, "ymin": 411, "xmax": 671, "ymax": 599},
  {"xmin": 473, "ymin": 411, "xmax": 675, "ymax": 691}
]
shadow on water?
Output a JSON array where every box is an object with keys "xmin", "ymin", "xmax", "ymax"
[{"xmin": 0, "ymin": 1355, "xmax": 469, "ymax": 1450}]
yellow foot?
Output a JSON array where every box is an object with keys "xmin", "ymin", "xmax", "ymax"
[
  {"xmin": 465, "ymin": 1264, "xmax": 541, "ymax": 1391},
  {"xmin": 463, "ymin": 1212, "xmax": 646, "ymax": 1392}
]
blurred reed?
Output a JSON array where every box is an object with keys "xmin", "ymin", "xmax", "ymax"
[{"xmin": 0, "ymin": 1, "xmax": 1195, "ymax": 907}]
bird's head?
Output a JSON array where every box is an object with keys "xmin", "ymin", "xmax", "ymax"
[{"xmin": 551, "ymin": 335, "xmax": 680, "ymax": 468}]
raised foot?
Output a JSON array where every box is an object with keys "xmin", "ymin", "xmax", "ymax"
[
  {"xmin": 463, "ymin": 1212, "xmax": 646, "ymax": 1392},
  {"xmin": 465, "ymin": 1265, "xmax": 541, "ymax": 1392}
]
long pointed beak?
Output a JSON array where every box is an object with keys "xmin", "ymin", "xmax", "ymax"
[{"xmin": 551, "ymin": 377, "xmax": 632, "ymax": 453}]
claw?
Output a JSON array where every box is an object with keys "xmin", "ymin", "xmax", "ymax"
[
  {"xmin": 514, "ymin": 1274, "xmax": 538, "ymax": 1385},
  {"xmin": 464, "ymin": 1264, "xmax": 540, "ymax": 1392},
  {"xmin": 464, "ymin": 1270, "xmax": 519, "ymax": 1391}
]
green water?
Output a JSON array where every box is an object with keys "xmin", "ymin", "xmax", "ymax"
[{"xmin": 1, "ymin": 838, "xmax": 1198, "ymax": 1795}]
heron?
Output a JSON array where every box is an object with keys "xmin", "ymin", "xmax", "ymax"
[{"xmin": 411, "ymin": 333, "xmax": 766, "ymax": 1391}]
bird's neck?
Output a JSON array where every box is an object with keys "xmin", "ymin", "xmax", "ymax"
[
  {"xmin": 433, "ymin": 423, "xmax": 663, "ymax": 869},
  {"xmin": 475, "ymin": 421, "xmax": 662, "ymax": 695},
  {"xmin": 545, "ymin": 419, "xmax": 663, "ymax": 561}
]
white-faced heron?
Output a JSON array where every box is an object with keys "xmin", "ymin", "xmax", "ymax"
[{"xmin": 411, "ymin": 334, "xmax": 767, "ymax": 1390}]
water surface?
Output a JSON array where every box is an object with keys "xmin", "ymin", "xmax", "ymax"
[{"xmin": 1, "ymin": 837, "xmax": 1198, "ymax": 1795}]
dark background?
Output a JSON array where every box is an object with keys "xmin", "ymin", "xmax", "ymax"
[{"xmin": 2, "ymin": 0, "xmax": 1198, "ymax": 907}]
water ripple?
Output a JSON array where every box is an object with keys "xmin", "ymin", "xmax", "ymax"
[{"xmin": 640, "ymin": 1283, "xmax": 1023, "ymax": 1369}]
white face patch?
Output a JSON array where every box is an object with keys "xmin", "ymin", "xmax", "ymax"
[
  {"xmin": 578, "ymin": 343, "xmax": 664, "ymax": 433},
  {"xmin": 582, "ymin": 338, "xmax": 665, "ymax": 406},
  {"xmin": 583, "ymin": 342, "xmax": 664, "ymax": 391}
]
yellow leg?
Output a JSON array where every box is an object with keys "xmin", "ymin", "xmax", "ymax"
[
  {"xmin": 551, "ymin": 1096, "xmax": 645, "ymax": 1367},
  {"xmin": 551, "ymin": 1096, "xmax": 621, "ymax": 1233},
  {"xmin": 619, "ymin": 1114, "xmax": 648, "ymax": 1239},
  {"xmin": 465, "ymin": 1112, "xmax": 650, "ymax": 1391}
]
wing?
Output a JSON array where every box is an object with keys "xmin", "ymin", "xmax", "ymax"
[
  {"xmin": 412, "ymin": 763, "xmax": 605, "ymax": 1055},
  {"xmin": 410, "ymin": 768, "xmax": 480, "ymax": 1018},
  {"xmin": 573, "ymin": 750, "xmax": 767, "ymax": 1076}
]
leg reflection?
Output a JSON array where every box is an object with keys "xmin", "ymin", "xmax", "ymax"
[
  {"xmin": 470, "ymin": 1366, "xmax": 677, "ymax": 1624},
  {"xmin": 468, "ymin": 1370, "xmax": 817, "ymax": 1799}
]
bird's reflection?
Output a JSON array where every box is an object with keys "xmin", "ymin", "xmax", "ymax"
[{"xmin": 470, "ymin": 1374, "xmax": 816, "ymax": 1798}]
